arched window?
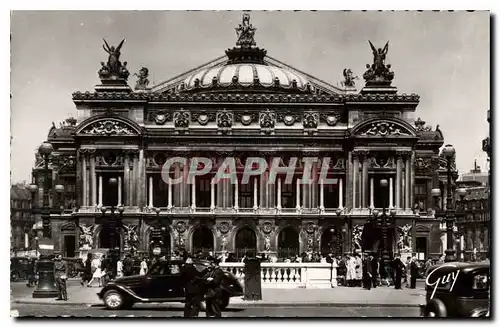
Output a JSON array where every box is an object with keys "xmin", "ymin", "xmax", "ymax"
[
  {"xmin": 192, "ymin": 227, "xmax": 214, "ymax": 255},
  {"xmin": 234, "ymin": 227, "xmax": 257, "ymax": 259},
  {"xmin": 277, "ymin": 227, "xmax": 299, "ymax": 259}
]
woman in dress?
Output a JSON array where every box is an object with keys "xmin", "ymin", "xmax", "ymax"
[
  {"xmin": 139, "ymin": 257, "xmax": 148, "ymax": 275},
  {"xmin": 88, "ymin": 255, "xmax": 102, "ymax": 287},
  {"xmin": 346, "ymin": 254, "xmax": 357, "ymax": 287}
]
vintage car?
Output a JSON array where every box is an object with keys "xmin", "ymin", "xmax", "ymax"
[
  {"xmin": 422, "ymin": 262, "xmax": 490, "ymax": 318},
  {"xmin": 97, "ymin": 259, "xmax": 244, "ymax": 310},
  {"xmin": 10, "ymin": 257, "xmax": 32, "ymax": 281}
]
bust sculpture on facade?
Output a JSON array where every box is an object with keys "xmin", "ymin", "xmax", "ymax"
[
  {"xmin": 134, "ymin": 67, "xmax": 150, "ymax": 90},
  {"xmin": 341, "ymin": 68, "xmax": 358, "ymax": 87}
]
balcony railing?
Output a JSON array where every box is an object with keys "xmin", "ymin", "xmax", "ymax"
[{"xmin": 219, "ymin": 262, "xmax": 338, "ymax": 289}]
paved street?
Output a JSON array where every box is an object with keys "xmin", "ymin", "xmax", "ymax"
[{"xmin": 11, "ymin": 303, "xmax": 422, "ymax": 318}]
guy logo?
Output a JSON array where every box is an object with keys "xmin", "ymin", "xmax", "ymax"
[{"xmin": 425, "ymin": 263, "xmax": 460, "ymax": 300}]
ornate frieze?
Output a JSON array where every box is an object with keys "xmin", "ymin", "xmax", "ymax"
[
  {"xmin": 277, "ymin": 111, "xmax": 301, "ymax": 126},
  {"xmin": 147, "ymin": 111, "xmax": 172, "ymax": 125},
  {"xmin": 216, "ymin": 109, "xmax": 233, "ymax": 132},
  {"xmin": 414, "ymin": 157, "xmax": 432, "ymax": 172},
  {"xmin": 369, "ymin": 155, "xmax": 395, "ymax": 168},
  {"xmin": 259, "ymin": 109, "xmax": 276, "ymax": 134},
  {"xmin": 235, "ymin": 112, "xmax": 257, "ymax": 126},
  {"xmin": 396, "ymin": 150, "xmax": 413, "ymax": 159},
  {"xmin": 360, "ymin": 121, "xmax": 410, "ymax": 137},
  {"xmin": 191, "ymin": 111, "xmax": 216, "ymax": 126},
  {"xmin": 80, "ymin": 120, "xmax": 137, "ymax": 136},
  {"xmin": 352, "ymin": 150, "xmax": 370, "ymax": 160},
  {"xmin": 303, "ymin": 111, "xmax": 319, "ymax": 129},
  {"xmin": 173, "ymin": 110, "xmax": 190, "ymax": 129},
  {"xmin": 320, "ymin": 113, "xmax": 341, "ymax": 126}
]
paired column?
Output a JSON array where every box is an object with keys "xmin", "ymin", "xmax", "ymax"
[
  {"xmin": 98, "ymin": 175, "xmax": 103, "ymax": 207},
  {"xmin": 395, "ymin": 153, "xmax": 403, "ymax": 208},
  {"xmin": 389, "ymin": 177, "xmax": 394, "ymax": 208},
  {"xmin": 168, "ymin": 177, "xmax": 173, "ymax": 209},
  {"xmin": 253, "ymin": 178, "xmax": 258, "ymax": 210},
  {"xmin": 118, "ymin": 176, "xmax": 122, "ymax": 206},
  {"xmin": 295, "ymin": 178, "xmax": 301, "ymax": 211},
  {"xmin": 123, "ymin": 153, "xmax": 130, "ymax": 206},
  {"xmin": 148, "ymin": 176, "xmax": 153, "ymax": 208},
  {"xmin": 405, "ymin": 153, "xmax": 411, "ymax": 209},
  {"xmin": 191, "ymin": 177, "xmax": 197, "ymax": 211},
  {"xmin": 81, "ymin": 153, "xmax": 88, "ymax": 207},
  {"xmin": 338, "ymin": 178, "xmax": 343, "ymax": 209},
  {"xmin": 276, "ymin": 177, "xmax": 282, "ymax": 211},
  {"xmin": 361, "ymin": 153, "xmax": 369, "ymax": 208},
  {"xmin": 369, "ymin": 177, "xmax": 374, "ymax": 208},
  {"xmin": 90, "ymin": 155, "xmax": 96, "ymax": 207},
  {"xmin": 233, "ymin": 179, "xmax": 238, "ymax": 211},
  {"xmin": 352, "ymin": 154, "xmax": 359, "ymax": 208},
  {"xmin": 319, "ymin": 178, "xmax": 324, "ymax": 212}
]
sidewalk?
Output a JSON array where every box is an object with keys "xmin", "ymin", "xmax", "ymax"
[{"xmin": 11, "ymin": 281, "xmax": 426, "ymax": 308}]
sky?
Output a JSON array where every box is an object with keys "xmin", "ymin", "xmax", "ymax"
[{"xmin": 10, "ymin": 10, "xmax": 490, "ymax": 183}]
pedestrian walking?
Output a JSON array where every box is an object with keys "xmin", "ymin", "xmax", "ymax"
[
  {"xmin": 26, "ymin": 258, "xmax": 37, "ymax": 287},
  {"xmin": 392, "ymin": 254, "xmax": 404, "ymax": 290},
  {"xmin": 354, "ymin": 253, "xmax": 363, "ymax": 287},
  {"xmin": 180, "ymin": 255, "xmax": 205, "ymax": 317},
  {"xmin": 116, "ymin": 257, "xmax": 123, "ymax": 278},
  {"xmin": 139, "ymin": 257, "xmax": 148, "ymax": 275},
  {"xmin": 362, "ymin": 253, "xmax": 372, "ymax": 290},
  {"xmin": 410, "ymin": 256, "xmax": 418, "ymax": 289},
  {"xmin": 404, "ymin": 256, "xmax": 411, "ymax": 287},
  {"xmin": 346, "ymin": 254, "xmax": 356, "ymax": 287},
  {"xmin": 204, "ymin": 258, "xmax": 225, "ymax": 318},
  {"xmin": 123, "ymin": 254, "xmax": 134, "ymax": 277},
  {"xmin": 81, "ymin": 254, "xmax": 92, "ymax": 287},
  {"xmin": 423, "ymin": 257, "xmax": 433, "ymax": 277},
  {"xmin": 88, "ymin": 255, "xmax": 102, "ymax": 287},
  {"xmin": 371, "ymin": 256, "xmax": 379, "ymax": 288},
  {"xmin": 54, "ymin": 253, "xmax": 68, "ymax": 301}
]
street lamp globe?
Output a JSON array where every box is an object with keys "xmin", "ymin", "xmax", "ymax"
[
  {"xmin": 117, "ymin": 206, "xmax": 125, "ymax": 214},
  {"xmin": 372, "ymin": 209, "xmax": 380, "ymax": 217},
  {"xmin": 329, "ymin": 227, "xmax": 335, "ymax": 233},
  {"xmin": 380, "ymin": 179, "xmax": 388, "ymax": 188},
  {"xmin": 155, "ymin": 207, "xmax": 161, "ymax": 214},
  {"xmin": 431, "ymin": 188, "xmax": 441, "ymax": 198},
  {"xmin": 38, "ymin": 142, "xmax": 54, "ymax": 156},
  {"xmin": 161, "ymin": 226, "xmax": 167, "ymax": 232},
  {"xmin": 100, "ymin": 206, "xmax": 108, "ymax": 214},
  {"xmin": 108, "ymin": 177, "xmax": 118, "ymax": 186},
  {"xmin": 29, "ymin": 184, "xmax": 38, "ymax": 193},
  {"xmin": 54, "ymin": 184, "xmax": 64, "ymax": 193},
  {"xmin": 442, "ymin": 144, "xmax": 456, "ymax": 158}
]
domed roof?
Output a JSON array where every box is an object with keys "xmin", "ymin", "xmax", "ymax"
[{"xmin": 178, "ymin": 63, "xmax": 313, "ymax": 93}]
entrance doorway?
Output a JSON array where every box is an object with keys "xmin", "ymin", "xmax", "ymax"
[
  {"xmin": 277, "ymin": 227, "xmax": 299, "ymax": 259},
  {"xmin": 64, "ymin": 235, "xmax": 76, "ymax": 257},
  {"xmin": 234, "ymin": 227, "xmax": 257, "ymax": 259},
  {"xmin": 320, "ymin": 226, "xmax": 342, "ymax": 257},
  {"xmin": 192, "ymin": 227, "xmax": 214, "ymax": 255},
  {"xmin": 99, "ymin": 224, "xmax": 122, "ymax": 249}
]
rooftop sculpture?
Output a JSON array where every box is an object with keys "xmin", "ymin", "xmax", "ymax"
[
  {"xmin": 98, "ymin": 38, "xmax": 130, "ymax": 81},
  {"xmin": 363, "ymin": 41, "xmax": 395, "ymax": 86}
]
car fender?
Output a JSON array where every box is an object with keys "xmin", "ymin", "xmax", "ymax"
[{"xmin": 99, "ymin": 284, "xmax": 149, "ymax": 302}]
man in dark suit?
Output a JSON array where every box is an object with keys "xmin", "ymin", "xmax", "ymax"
[
  {"xmin": 122, "ymin": 254, "xmax": 134, "ymax": 277},
  {"xmin": 410, "ymin": 256, "xmax": 419, "ymax": 289},
  {"xmin": 204, "ymin": 258, "xmax": 225, "ymax": 317},
  {"xmin": 371, "ymin": 256, "xmax": 379, "ymax": 288},
  {"xmin": 362, "ymin": 253, "xmax": 372, "ymax": 290},
  {"xmin": 180, "ymin": 255, "xmax": 204, "ymax": 318},
  {"xmin": 392, "ymin": 253, "xmax": 404, "ymax": 289}
]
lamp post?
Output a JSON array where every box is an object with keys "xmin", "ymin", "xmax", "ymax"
[
  {"xmin": 150, "ymin": 208, "xmax": 164, "ymax": 257},
  {"xmin": 432, "ymin": 144, "xmax": 466, "ymax": 262},
  {"xmin": 372, "ymin": 179, "xmax": 397, "ymax": 269},
  {"xmin": 28, "ymin": 141, "xmax": 65, "ymax": 298}
]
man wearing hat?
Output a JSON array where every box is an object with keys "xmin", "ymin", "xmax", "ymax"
[
  {"xmin": 204, "ymin": 257, "xmax": 225, "ymax": 317},
  {"xmin": 362, "ymin": 252, "xmax": 373, "ymax": 290},
  {"xmin": 180, "ymin": 255, "xmax": 205, "ymax": 317}
]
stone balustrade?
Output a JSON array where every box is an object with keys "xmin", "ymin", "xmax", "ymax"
[{"xmin": 219, "ymin": 262, "xmax": 338, "ymax": 289}]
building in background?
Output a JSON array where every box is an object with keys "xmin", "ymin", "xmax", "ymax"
[
  {"xmin": 10, "ymin": 184, "xmax": 35, "ymax": 256},
  {"xmin": 31, "ymin": 14, "xmax": 462, "ymax": 261}
]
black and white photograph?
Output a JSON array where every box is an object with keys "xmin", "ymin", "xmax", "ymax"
[{"xmin": 8, "ymin": 8, "xmax": 491, "ymax": 318}]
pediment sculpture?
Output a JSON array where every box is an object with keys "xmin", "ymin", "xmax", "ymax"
[{"xmin": 80, "ymin": 120, "xmax": 136, "ymax": 136}]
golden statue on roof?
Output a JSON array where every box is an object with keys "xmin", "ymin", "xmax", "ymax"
[{"xmin": 235, "ymin": 13, "xmax": 257, "ymax": 48}]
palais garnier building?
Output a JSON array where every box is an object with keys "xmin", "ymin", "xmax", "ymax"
[{"xmin": 32, "ymin": 14, "xmax": 457, "ymax": 260}]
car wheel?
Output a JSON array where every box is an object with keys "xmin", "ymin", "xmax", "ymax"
[
  {"xmin": 11, "ymin": 272, "xmax": 19, "ymax": 282},
  {"xmin": 219, "ymin": 294, "xmax": 230, "ymax": 310},
  {"xmin": 425, "ymin": 299, "xmax": 447, "ymax": 317},
  {"xmin": 103, "ymin": 290, "xmax": 125, "ymax": 310}
]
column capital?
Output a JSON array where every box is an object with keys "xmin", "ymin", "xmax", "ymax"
[
  {"xmin": 396, "ymin": 150, "xmax": 412, "ymax": 159},
  {"xmin": 352, "ymin": 150, "xmax": 370, "ymax": 160}
]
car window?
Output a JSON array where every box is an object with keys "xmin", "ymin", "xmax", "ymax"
[{"xmin": 149, "ymin": 263, "xmax": 181, "ymax": 276}]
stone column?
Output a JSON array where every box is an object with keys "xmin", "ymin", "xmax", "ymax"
[
  {"xmin": 277, "ymin": 177, "xmax": 282, "ymax": 211},
  {"xmin": 389, "ymin": 177, "xmax": 394, "ymax": 208},
  {"xmin": 98, "ymin": 175, "xmax": 103, "ymax": 207},
  {"xmin": 118, "ymin": 176, "xmax": 122, "ymax": 206},
  {"xmin": 319, "ymin": 178, "xmax": 324, "ymax": 213},
  {"xmin": 396, "ymin": 153, "xmax": 403, "ymax": 208},
  {"xmin": 405, "ymin": 154, "xmax": 411, "ymax": 209},
  {"xmin": 353, "ymin": 154, "xmax": 359, "ymax": 209},
  {"xmin": 369, "ymin": 177, "xmax": 374, "ymax": 208},
  {"xmin": 175, "ymin": 164, "xmax": 182, "ymax": 207},
  {"xmin": 296, "ymin": 178, "xmax": 301, "ymax": 211},
  {"xmin": 361, "ymin": 154, "xmax": 369, "ymax": 208},
  {"xmin": 168, "ymin": 177, "xmax": 173, "ymax": 210},
  {"xmin": 148, "ymin": 176, "xmax": 153, "ymax": 208},
  {"xmin": 338, "ymin": 177, "xmax": 343, "ymax": 209},
  {"xmin": 132, "ymin": 153, "xmax": 139, "ymax": 206},
  {"xmin": 138, "ymin": 149, "xmax": 146, "ymax": 208},
  {"xmin": 233, "ymin": 178, "xmax": 239, "ymax": 211},
  {"xmin": 253, "ymin": 178, "xmax": 258, "ymax": 210},
  {"xmin": 192, "ymin": 177, "xmax": 197, "ymax": 211},
  {"xmin": 81, "ymin": 154, "xmax": 87, "ymax": 207},
  {"xmin": 90, "ymin": 155, "xmax": 96, "ymax": 207},
  {"xmin": 123, "ymin": 154, "xmax": 130, "ymax": 206}
]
